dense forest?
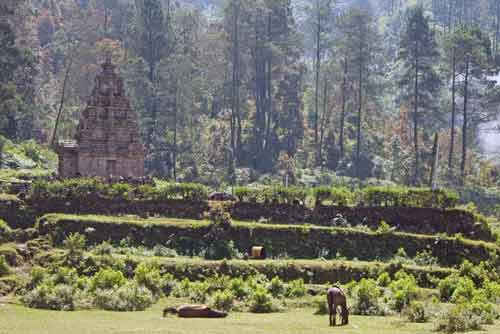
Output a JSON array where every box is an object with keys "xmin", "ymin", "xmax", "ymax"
[{"xmin": 1, "ymin": 0, "xmax": 500, "ymax": 194}]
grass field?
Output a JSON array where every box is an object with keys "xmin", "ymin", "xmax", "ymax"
[{"xmin": 1, "ymin": 301, "xmax": 499, "ymax": 334}]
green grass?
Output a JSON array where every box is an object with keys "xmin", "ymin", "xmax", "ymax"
[{"xmin": 0, "ymin": 302, "xmax": 499, "ymax": 334}]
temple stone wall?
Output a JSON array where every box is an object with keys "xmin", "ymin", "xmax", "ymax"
[{"xmin": 57, "ymin": 60, "xmax": 145, "ymax": 179}]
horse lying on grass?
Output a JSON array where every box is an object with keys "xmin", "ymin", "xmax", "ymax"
[
  {"xmin": 327, "ymin": 286, "xmax": 349, "ymax": 326},
  {"xmin": 163, "ymin": 304, "xmax": 228, "ymax": 318}
]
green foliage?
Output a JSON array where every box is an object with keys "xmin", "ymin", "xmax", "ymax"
[
  {"xmin": 313, "ymin": 295, "xmax": 328, "ymax": 315},
  {"xmin": 376, "ymin": 272, "xmax": 391, "ymax": 287},
  {"xmin": 0, "ymin": 219, "xmax": 11, "ymax": 240},
  {"xmin": 351, "ymin": 278, "xmax": 382, "ymax": 315},
  {"xmin": 312, "ymin": 186, "xmax": 353, "ymax": 206},
  {"xmin": 30, "ymin": 179, "xmax": 209, "ymax": 202},
  {"xmin": 249, "ymin": 285, "xmax": 276, "ymax": 313},
  {"xmin": 285, "ymin": 279, "xmax": 306, "ymax": 298},
  {"xmin": 450, "ymin": 276, "xmax": 476, "ymax": 303},
  {"xmin": 90, "ymin": 268, "xmax": 127, "ymax": 292},
  {"xmin": 435, "ymin": 298, "xmax": 496, "ymax": 333},
  {"xmin": 229, "ymin": 278, "xmax": 249, "ymax": 300},
  {"xmin": 404, "ymin": 301, "xmax": 428, "ymax": 323},
  {"xmin": 63, "ymin": 233, "xmax": 86, "ymax": 257},
  {"xmin": 362, "ymin": 186, "xmax": 459, "ymax": 209},
  {"xmin": 438, "ymin": 274, "xmax": 460, "ymax": 302},
  {"xmin": 188, "ymin": 281, "xmax": 210, "ymax": 303},
  {"xmin": 133, "ymin": 262, "xmax": 163, "ymax": 297},
  {"xmin": 210, "ymin": 289, "xmax": 235, "ymax": 312},
  {"xmin": 388, "ymin": 271, "xmax": 419, "ymax": 312},
  {"xmin": 0, "ymin": 255, "xmax": 10, "ymax": 276},
  {"xmin": 93, "ymin": 281, "xmax": 154, "ymax": 311},
  {"xmin": 21, "ymin": 282, "xmax": 79, "ymax": 311},
  {"xmin": 268, "ymin": 276, "xmax": 285, "ymax": 297}
]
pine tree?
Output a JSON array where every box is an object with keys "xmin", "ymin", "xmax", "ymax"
[{"xmin": 397, "ymin": 5, "xmax": 441, "ymax": 185}]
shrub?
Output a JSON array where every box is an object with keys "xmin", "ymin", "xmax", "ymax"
[
  {"xmin": 0, "ymin": 220, "xmax": 11, "ymax": 240},
  {"xmin": 404, "ymin": 301, "xmax": 428, "ymax": 323},
  {"xmin": 0, "ymin": 255, "xmax": 10, "ymax": 276},
  {"xmin": 63, "ymin": 233, "xmax": 86, "ymax": 257},
  {"xmin": 414, "ymin": 250, "xmax": 439, "ymax": 267},
  {"xmin": 389, "ymin": 271, "xmax": 419, "ymax": 312},
  {"xmin": 108, "ymin": 183, "xmax": 133, "ymax": 200},
  {"xmin": 90, "ymin": 268, "xmax": 127, "ymax": 291},
  {"xmin": 312, "ymin": 187, "xmax": 352, "ymax": 206},
  {"xmin": 211, "ymin": 290, "xmax": 235, "ymax": 312},
  {"xmin": 313, "ymin": 295, "xmax": 328, "ymax": 315},
  {"xmin": 285, "ymin": 279, "xmax": 306, "ymax": 298},
  {"xmin": 93, "ymin": 241, "xmax": 113, "ymax": 255},
  {"xmin": 438, "ymin": 274, "xmax": 460, "ymax": 302},
  {"xmin": 52, "ymin": 267, "xmax": 78, "ymax": 285},
  {"xmin": 28, "ymin": 266, "xmax": 47, "ymax": 288},
  {"xmin": 377, "ymin": 272, "xmax": 391, "ymax": 287},
  {"xmin": 435, "ymin": 302, "xmax": 486, "ymax": 333},
  {"xmin": 93, "ymin": 281, "xmax": 154, "ymax": 311},
  {"xmin": 268, "ymin": 276, "xmax": 285, "ymax": 297},
  {"xmin": 172, "ymin": 278, "xmax": 191, "ymax": 298},
  {"xmin": 229, "ymin": 278, "xmax": 249, "ymax": 300},
  {"xmin": 362, "ymin": 186, "xmax": 459, "ymax": 209},
  {"xmin": 189, "ymin": 281, "xmax": 210, "ymax": 303},
  {"xmin": 161, "ymin": 273, "xmax": 177, "ymax": 296},
  {"xmin": 21, "ymin": 281, "xmax": 79, "ymax": 311},
  {"xmin": 249, "ymin": 285, "xmax": 276, "ymax": 313},
  {"xmin": 351, "ymin": 278, "xmax": 382, "ymax": 315},
  {"xmin": 483, "ymin": 280, "xmax": 500, "ymax": 303},
  {"xmin": 450, "ymin": 277, "xmax": 475, "ymax": 303},
  {"xmin": 133, "ymin": 262, "xmax": 163, "ymax": 297}
]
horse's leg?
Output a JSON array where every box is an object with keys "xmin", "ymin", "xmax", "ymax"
[
  {"xmin": 341, "ymin": 303, "xmax": 348, "ymax": 325},
  {"xmin": 332, "ymin": 304, "xmax": 337, "ymax": 326}
]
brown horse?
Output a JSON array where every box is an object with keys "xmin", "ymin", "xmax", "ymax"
[
  {"xmin": 163, "ymin": 304, "xmax": 228, "ymax": 318},
  {"xmin": 327, "ymin": 286, "xmax": 349, "ymax": 326}
]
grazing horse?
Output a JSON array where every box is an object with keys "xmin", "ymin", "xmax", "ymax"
[
  {"xmin": 327, "ymin": 286, "xmax": 349, "ymax": 326},
  {"xmin": 163, "ymin": 304, "xmax": 228, "ymax": 318}
]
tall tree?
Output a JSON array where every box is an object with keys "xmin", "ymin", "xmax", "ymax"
[{"xmin": 397, "ymin": 6, "xmax": 441, "ymax": 185}]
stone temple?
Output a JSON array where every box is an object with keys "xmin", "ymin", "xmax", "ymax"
[{"xmin": 57, "ymin": 60, "xmax": 145, "ymax": 179}]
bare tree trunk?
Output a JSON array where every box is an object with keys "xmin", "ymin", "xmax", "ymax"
[
  {"xmin": 314, "ymin": 2, "xmax": 321, "ymax": 151},
  {"xmin": 448, "ymin": 47, "xmax": 456, "ymax": 177},
  {"xmin": 413, "ymin": 38, "xmax": 420, "ymax": 185},
  {"xmin": 51, "ymin": 55, "xmax": 74, "ymax": 148},
  {"xmin": 430, "ymin": 132, "xmax": 439, "ymax": 188},
  {"xmin": 356, "ymin": 40, "xmax": 363, "ymax": 179},
  {"xmin": 460, "ymin": 58, "xmax": 470, "ymax": 185},
  {"xmin": 339, "ymin": 57, "xmax": 348, "ymax": 159}
]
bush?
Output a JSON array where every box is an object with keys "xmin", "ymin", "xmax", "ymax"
[
  {"xmin": 351, "ymin": 278, "xmax": 382, "ymax": 315},
  {"xmin": 63, "ymin": 233, "xmax": 86, "ymax": 257},
  {"xmin": 189, "ymin": 281, "xmax": 210, "ymax": 303},
  {"xmin": 211, "ymin": 289, "xmax": 235, "ymax": 312},
  {"xmin": 90, "ymin": 268, "xmax": 127, "ymax": 291},
  {"xmin": 362, "ymin": 186, "xmax": 459, "ymax": 209},
  {"xmin": 268, "ymin": 276, "xmax": 285, "ymax": 297},
  {"xmin": 389, "ymin": 271, "xmax": 419, "ymax": 312},
  {"xmin": 52, "ymin": 267, "xmax": 78, "ymax": 285},
  {"xmin": 229, "ymin": 278, "xmax": 249, "ymax": 300},
  {"xmin": 133, "ymin": 262, "xmax": 163, "ymax": 297},
  {"xmin": 450, "ymin": 277, "xmax": 475, "ymax": 303},
  {"xmin": 0, "ymin": 220, "xmax": 11, "ymax": 240},
  {"xmin": 404, "ymin": 301, "xmax": 428, "ymax": 323},
  {"xmin": 27, "ymin": 266, "xmax": 47, "ymax": 288},
  {"xmin": 435, "ymin": 302, "xmax": 487, "ymax": 333},
  {"xmin": 249, "ymin": 285, "xmax": 276, "ymax": 313},
  {"xmin": 0, "ymin": 255, "xmax": 10, "ymax": 276},
  {"xmin": 313, "ymin": 295, "xmax": 328, "ymax": 315},
  {"xmin": 21, "ymin": 281, "xmax": 79, "ymax": 311},
  {"xmin": 377, "ymin": 272, "xmax": 391, "ymax": 287},
  {"xmin": 108, "ymin": 183, "xmax": 133, "ymax": 200},
  {"xmin": 93, "ymin": 281, "xmax": 154, "ymax": 311},
  {"xmin": 313, "ymin": 187, "xmax": 353, "ymax": 206},
  {"xmin": 483, "ymin": 280, "xmax": 500, "ymax": 303},
  {"xmin": 285, "ymin": 279, "xmax": 306, "ymax": 298},
  {"xmin": 439, "ymin": 274, "xmax": 460, "ymax": 302}
]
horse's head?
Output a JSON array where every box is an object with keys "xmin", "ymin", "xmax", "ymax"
[
  {"xmin": 342, "ymin": 306, "xmax": 349, "ymax": 325},
  {"xmin": 163, "ymin": 307, "xmax": 178, "ymax": 317}
]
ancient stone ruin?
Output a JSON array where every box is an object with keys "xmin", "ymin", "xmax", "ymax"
[{"xmin": 57, "ymin": 60, "xmax": 145, "ymax": 179}]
